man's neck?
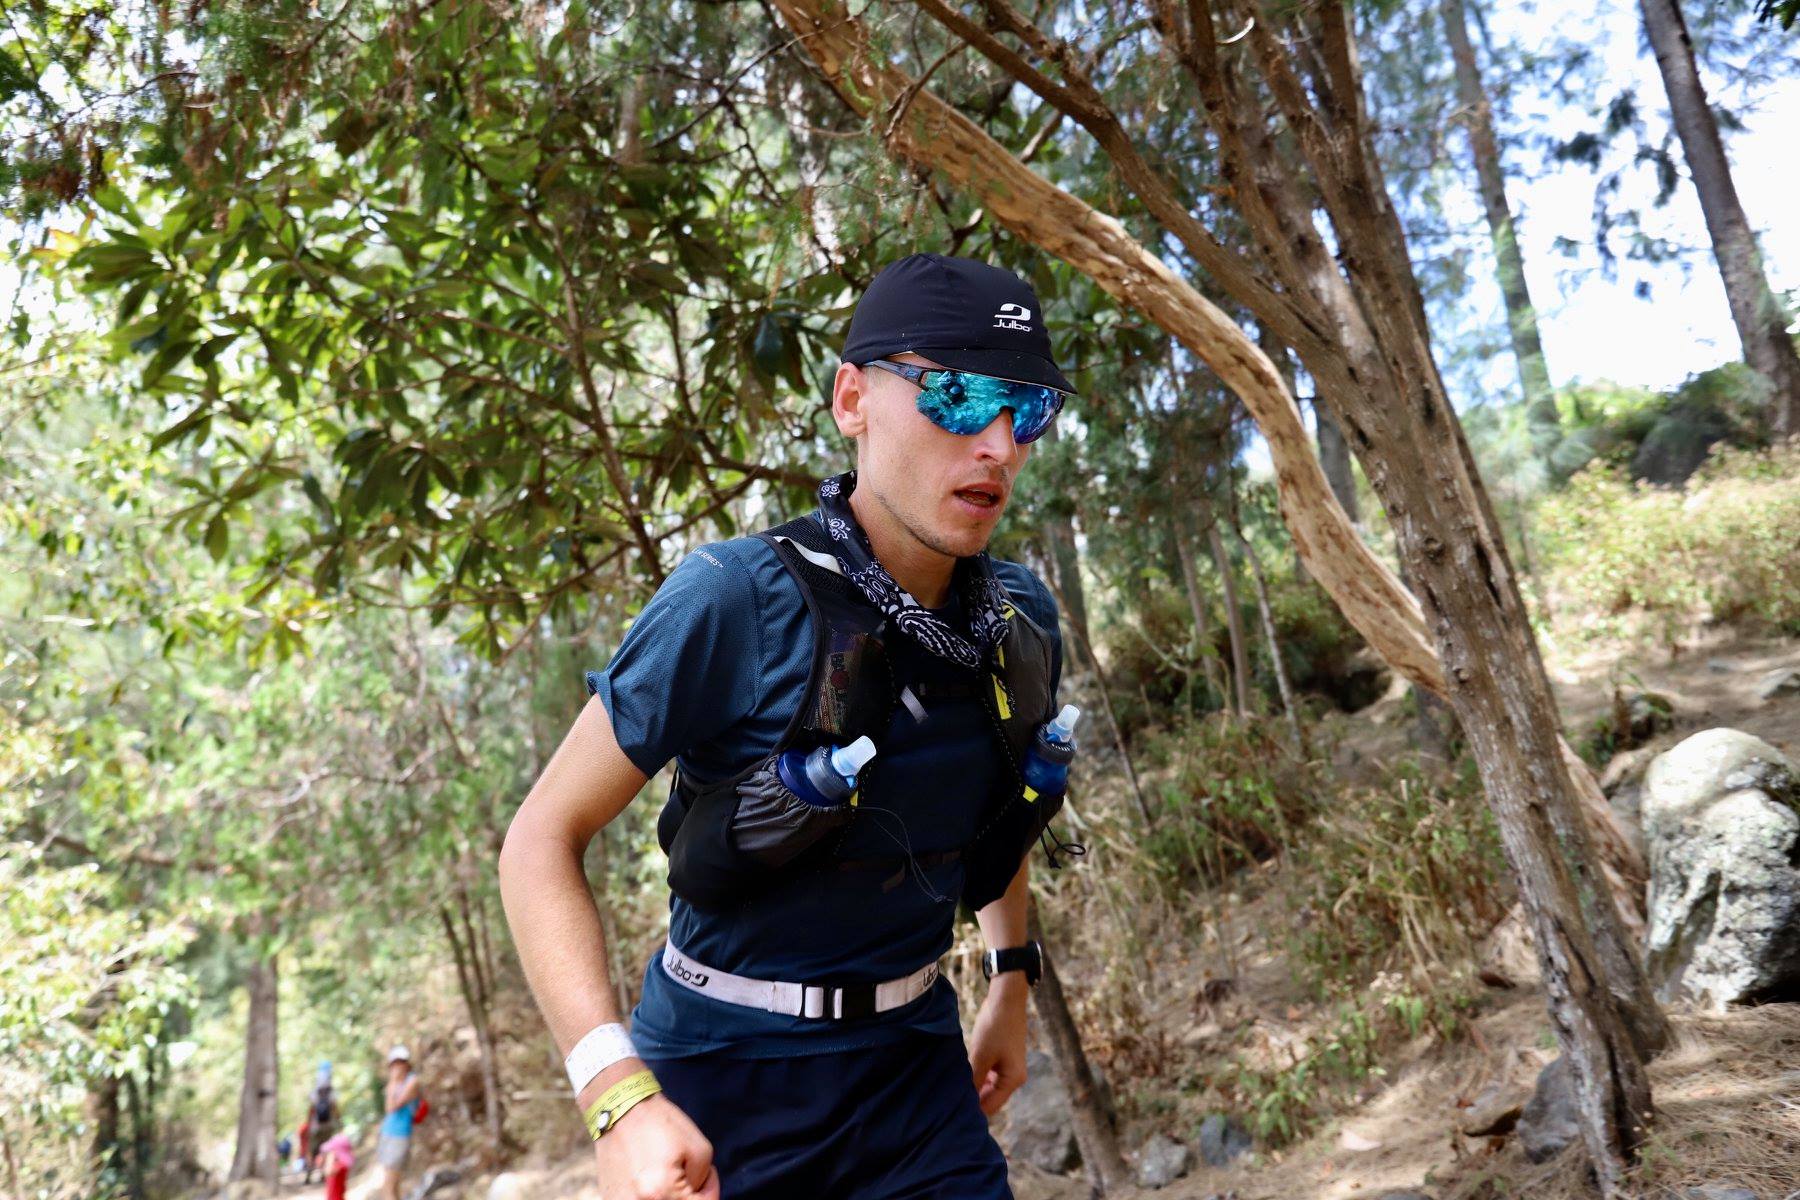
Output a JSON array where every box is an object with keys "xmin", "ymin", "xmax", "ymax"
[{"xmin": 849, "ymin": 486, "xmax": 956, "ymax": 608}]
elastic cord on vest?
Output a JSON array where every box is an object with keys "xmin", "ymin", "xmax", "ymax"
[{"xmin": 1040, "ymin": 822, "xmax": 1086, "ymax": 870}]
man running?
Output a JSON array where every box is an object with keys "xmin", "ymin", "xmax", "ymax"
[{"xmin": 501, "ymin": 254, "xmax": 1077, "ymax": 1198}]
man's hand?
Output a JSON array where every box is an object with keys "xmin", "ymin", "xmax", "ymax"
[
  {"xmin": 967, "ymin": 973, "xmax": 1030, "ymax": 1116},
  {"xmin": 586, "ymin": 1063, "xmax": 719, "ymax": 1200}
]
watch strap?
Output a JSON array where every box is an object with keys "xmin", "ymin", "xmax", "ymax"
[{"xmin": 984, "ymin": 941, "xmax": 1043, "ymax": 984}]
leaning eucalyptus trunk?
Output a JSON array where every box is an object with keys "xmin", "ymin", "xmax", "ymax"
[{"xmin": 760, "ymin": 1, "xmax": 1670, "ymax": 1190}]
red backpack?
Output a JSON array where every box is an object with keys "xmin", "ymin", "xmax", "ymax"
[{"xmin": 413, "ymin": 1091, "xmax": 430, "ymax": 1124}]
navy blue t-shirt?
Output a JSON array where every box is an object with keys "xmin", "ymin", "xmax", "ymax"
[{"xmin": 588, "ymin": 518, "xmax": 1061, "ymax": 1060}]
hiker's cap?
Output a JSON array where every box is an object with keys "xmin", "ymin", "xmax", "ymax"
[
  {"xmin": 386, "ymin": 1044, "xmax": 411, "ymax": 1064},
  {"xmin": 841, "ymin": 253, "xmax": 1075, "ymax": 396}
]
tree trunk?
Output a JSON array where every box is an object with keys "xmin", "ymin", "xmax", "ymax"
[
  {"xmin": 1027, "ymin": 910, "xmax": 1130, "ymax": 1194},
  {"xmin": 1640, "ymin": 0, "xmax": 1800, "ymax": 437},
  {"xmin": 441, "ymin": 899, "xmax": 505, "ymax": 1155},
  {"xmin": 86, "ymin": 1073, "xmax": 121, "ymax": 1188},
  {"xmin": 763, "ymin": 5, "xmax": 1670, "ymax": 1188},
  {"xmin": 1172, "ymin": 518, "xmax": 1227, "ymax": 708},
  {"xmin": 1442, "ymin": 0, "xmax": 1561, "ymax": 464},
  {"xmin": 1231, "ymin": 513, "xmax": 1307, "ymax": 756},
  {"xmin": 1039, "ymin": 424, "xmax": 1093, "ymax": 647},
  {"xmin": 1038, "ymin": 571, "xmax": 1155, "ymax": 827},
  {"xmin": 228, "ymin": 953, "xmax": 279, "ymax": 1188},
  {"xmin": 1205, "ymin": 523, "xmax": 1254, "ymax": 717},
  {"xmin": 1315, "ymin": 406, "xmax": 1358, "ymax": 524}
]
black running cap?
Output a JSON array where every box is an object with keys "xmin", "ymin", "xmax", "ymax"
[{"xmin": 841, "ymin": 253, "xmax": 1076, "ymax": 396}]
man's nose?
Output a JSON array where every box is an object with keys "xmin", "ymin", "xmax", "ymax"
[{"xmin": 971, "ymin": 408, "xmax": 1022, "ymax": 465}]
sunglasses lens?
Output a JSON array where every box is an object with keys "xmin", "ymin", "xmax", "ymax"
[{"xmin": 915, "ymin": 372, "xmax": 1065, "ymax": 443}]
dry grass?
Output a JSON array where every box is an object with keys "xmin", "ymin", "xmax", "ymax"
[{"xmin": 1460, "ymin": 1005, "xmax": 1800, "ymax": 1200}]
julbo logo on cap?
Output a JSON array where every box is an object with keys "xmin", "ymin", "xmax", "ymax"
[
  {"xmin": 841, "ymin": 253, "xmax": 1076, "ymax": 397},
  {"xmin": 992, "ymin": 302, "xmax": 1032, "ymax": 331}
]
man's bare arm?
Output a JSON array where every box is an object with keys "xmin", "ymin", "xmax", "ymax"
[
  {"xmin": 967, "ymin": 856, "xmax": 1032, "ymax": 1115},
  {"xmin": 499, "ymin": 695, "xmax": 646, "ymax": 1051},
  {"xmin": 498, "ymin": 696, "xmax": 717, "ymax": 1199}
]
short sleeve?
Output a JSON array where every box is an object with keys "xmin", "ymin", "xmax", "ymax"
[{"xmin": 587, "ymin": 543, "xmax": 766, "ymax": 777}]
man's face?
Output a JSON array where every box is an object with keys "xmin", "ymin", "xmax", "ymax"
[{"xmin": 832, "ymin": 352, "xmax": 1034, "ymax": 560}]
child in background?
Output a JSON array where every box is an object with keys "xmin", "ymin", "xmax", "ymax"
[{"xmin": 317, "ymin": 1129, "xmax": 355, "ymax": 1200}]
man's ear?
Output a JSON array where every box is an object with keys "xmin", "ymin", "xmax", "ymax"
[{"xmin": 831, "ymin": 362, "xmax": 868, "ymax": 440}]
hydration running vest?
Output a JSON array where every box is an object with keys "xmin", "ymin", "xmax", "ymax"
[{"xmin": 649, "ymin": 514, "xmax": 1078, "ymax": 914}]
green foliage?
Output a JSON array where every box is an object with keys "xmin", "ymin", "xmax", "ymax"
[
  {"xmin": 1141, "ymin": 716, "xmax": 1323, "ymax": 888},
  {"xmin": 1537, "ymin": 441, "xmax": 1800, "ymax": 640},
  {"xmin": 1217, "ymin": 981, "xmax": 1476, "ymax": 1147},
  {"xmin": 1281, "ymin": 757, "xmax": 1509, "ymax": 995}
]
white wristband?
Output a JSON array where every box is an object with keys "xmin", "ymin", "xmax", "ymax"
[{"xmin": 564, "ymin": 1023, "xmax": 637, "ymax": 1096}]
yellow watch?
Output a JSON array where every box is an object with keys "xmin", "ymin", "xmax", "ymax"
[{"xmin": 583, "ymin": 1069, "xmax": 662, "ymax": 1141}]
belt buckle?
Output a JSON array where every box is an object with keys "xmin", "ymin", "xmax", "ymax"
[{"xmin": 831, "ymin": 984, "xmax": 878, "ymax": 1021}]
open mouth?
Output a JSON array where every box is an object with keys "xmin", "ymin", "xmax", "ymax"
[{"xmin": 953, "ymin": 484, "xmax": 1004, "ymax": 510}]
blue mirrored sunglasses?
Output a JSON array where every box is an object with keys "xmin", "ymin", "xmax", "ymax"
[{"xmin": 863, "ymin": 359, "xmax": 1068, "ymax": 444}]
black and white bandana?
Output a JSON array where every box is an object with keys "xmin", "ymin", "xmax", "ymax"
[{"xmin": 816, "ymin": 472, "xmax": 1011, "ymax": 672}]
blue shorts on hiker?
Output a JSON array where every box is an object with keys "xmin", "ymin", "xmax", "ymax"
[{"xmin": 645, "ymin": 1031, "xmax": 1012, "ymax": 1200}]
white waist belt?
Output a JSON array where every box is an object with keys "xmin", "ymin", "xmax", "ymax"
[{"xmin": 660, "ymin": 941, "xmax": 940, "ymax": 1021}]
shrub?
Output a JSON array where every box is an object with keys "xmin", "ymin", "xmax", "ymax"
[
  {"xmin": 1537, "ymin": 442, "xmax": 1800, "ymax": 640},
  {"xmin": 1281, "ymin": 755, "xmax": 1509, "ymax": 996},
  {"xmin": 1139, "ymin": 714, "xmax": 1323, "ymax": 889}
]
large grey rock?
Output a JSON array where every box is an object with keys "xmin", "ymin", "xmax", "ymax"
[
  {"xmin": 407, "ymin": 1166, "xmax": 464, "ymax": 1200},
  {"xmin": 1685, "ymin": 1187, "xmax": 1759, "ymax": 1200},
  {"xmin": 1197, "ymin": 1113, "xmax": 1253, "ymax": 1166},
  {"xmin": 1756, "ymin": 667, "xmax": 1800, "ymax": 701},
  {"xmin": 1517, "ymin": 1058, "xmax": 1580, "ymax": 1164},
  {"xmin": 1642, "ymin": 729, "xmax": 1800, "ymax": 1007},
  {"xmin": 994, "ymin": 1050, "xmax": 1078, "ymax": 1173},
  {"xmin": 1457, "ymin": 1080, "xmax": 1527, "ymax": 1137},
  {"xmin": 1631, "ymin": 399, "xmax": 1733, "ymax": 485},
  {"xmin": 1133, "ymin": 1132, "xmax": 1192, "ymax": 1188}
]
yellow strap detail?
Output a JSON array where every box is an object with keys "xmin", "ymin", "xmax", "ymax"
[
  {"xmin": 1023, "ymin": 785, "xmax": 1040, "ymax": 803},
  {"xmin": 584, "ymin": 1069, "xmax": 661, "ymax": 1141},
  {"xmin": 992, "ymin": 676, "xmax": 1012, "ymax": 720}
]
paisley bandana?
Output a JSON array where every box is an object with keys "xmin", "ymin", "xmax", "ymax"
[{"xmin": 815, "ymin": 472, "xmax": 1011, "ymax": 672}]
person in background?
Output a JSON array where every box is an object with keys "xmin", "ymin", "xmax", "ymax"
[
  {"xmin": 318, "ymin": 1128, "xmax": 356, "ymax": 1200},
  {"xmin": 301, "ymin": 1061, "xmax": 340, "ymax": 1185},
  {"xmin": 376, "ymin": 1045, "xmax": 423, "ymax": 1200}
]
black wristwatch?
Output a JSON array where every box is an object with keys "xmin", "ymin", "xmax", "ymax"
[{"xmin": 982, "ymin": 941, "xmax": 1043, "ymax": 986}]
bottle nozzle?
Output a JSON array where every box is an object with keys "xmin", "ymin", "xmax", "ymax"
[
  {"xmin": 830, "ymin": 736, "xmax": 878, "ymax": 780},
  {"xmin": 1051, "ymin": 704, "xmax": 1081, "ymax": 737}
]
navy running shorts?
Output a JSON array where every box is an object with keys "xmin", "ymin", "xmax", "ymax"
[{"xmin": 645, "ymin": 1031, "xmax": 1013, "ymax": 1199}]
